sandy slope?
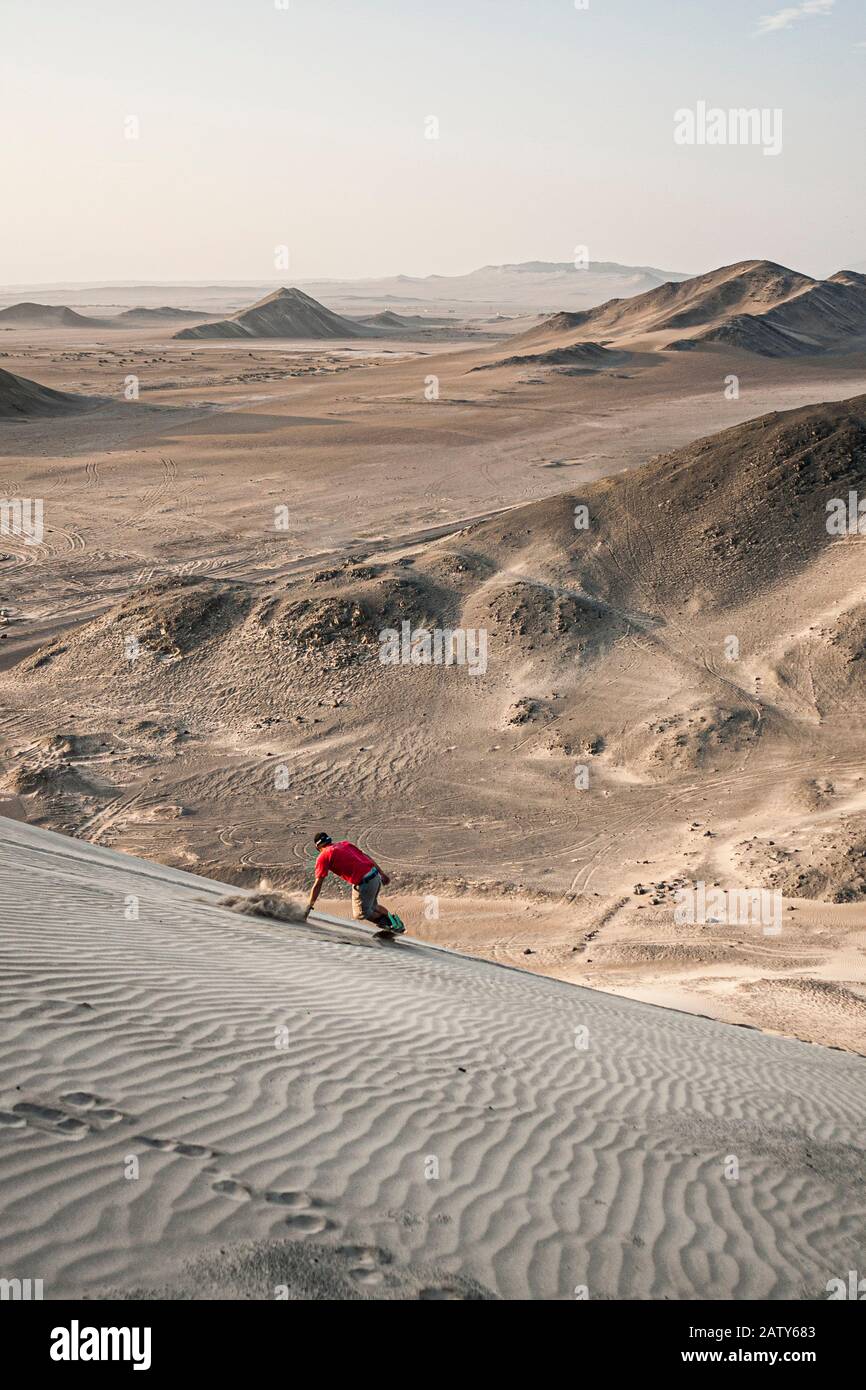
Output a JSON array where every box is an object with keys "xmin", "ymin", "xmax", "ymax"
[
  {"xmin": 0, "ymin": 815, "xmax": 864, "ymax": 1301},
  {"xmin": 0, "ymin": 303, "xmax": 109, "ymax": 329},
  {"xmin": 407, "ymin": 893, "xmax": 866, "ymax": 1056},
  {"xmin": 0, "ymin": 366, "xmax": 98, "ymax": 419},
  {"xmin": 174, "ymin": 287, "xmax": 370, "ymax": 341}
]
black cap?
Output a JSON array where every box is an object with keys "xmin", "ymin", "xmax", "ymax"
[{"xmin": 314, "ymin": 832, "xmax": 332, "ymax": 847}]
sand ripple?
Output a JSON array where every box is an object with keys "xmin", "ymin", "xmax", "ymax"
[{"xmin": 0, "ymin": 817, "xmax": 864, "ymax": 1299}]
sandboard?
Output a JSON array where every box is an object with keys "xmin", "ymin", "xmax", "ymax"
[{"xmin": 308, "ymin": 908, "xmax": 408, "ymax": 942}]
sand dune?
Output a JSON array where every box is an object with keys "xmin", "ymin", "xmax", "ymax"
[
  {"xmin": 113, "ymin": 306, "xmax": 220, "ymax": 325},
  {"xmin": 0, "ymin": 302, "xmax": 108, "ymax": 328},
  {"xmin": 519, "ymin": 260, "xmax": 866, "ymax": 358},
  {"xmin": 472, "ymin": 340, "xmax": 627, "ymax": 372},
  {"xmin": 355, "ymin": 310, "xmax": 454, "ymax": 330},
  {"xmin": 0, "ymin": 365, "xmax": 97, "ymax": 418},
  {"xmin": 174, "ymin": 287, "xmax": 370, "ymax": 340},
  {"xmin": 0, "ymin": 815, "xmax": 863, "ymax": 1300}
]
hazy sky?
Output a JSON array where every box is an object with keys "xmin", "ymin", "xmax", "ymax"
[{"xmin": 1, "ymin": 0, "xmax": 863, "ymax": 283}]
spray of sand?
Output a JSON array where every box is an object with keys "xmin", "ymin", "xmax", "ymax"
[{"xmin": 219, "ymin": 890, "xmax": 308, "ymax": 923}]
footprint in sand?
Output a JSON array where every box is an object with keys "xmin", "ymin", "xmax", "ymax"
[
  {"xmin": 12, "ymin": 1101, "xmax": 90, "ymax": 1139},
  {"xmin": 341, "ymin": 1244, "xmax": 392, "ymax": 1267},
  {"xmin": 264, "ymin": 1191, "xmax": 334, "ymax": 1234},
  {"xmin": 133, "ymin": 1137, "xmax": 252, "ymax": 1202},
  {"xmin": 208, "ymin": 1178, "xmax": 332, "ymax": 1234},
  {"xmin": 211, "ymin": 1183, "xmax": 330, "ymax": 1233},
  {"xmin": 341, "ymin": 1246, "xmax": 390, "ymax": 1288},
  {"xmin": 133, "ymin": 1142, "xmax": 333, "ymax": 1238},
  {"xmin": 59, "ymin": 1091, "xmax": 106, "ymax": 1108},
  {"xmin": 283, "ymin": 1212, "xmax": 331, "ymax": 1236},
  {"xmin": 263, "ymin": 1190, "xmax": 313, "ymax": 1211},
  {"xmin": 135, "ymin": 1135, "xmax": 220, "ymax": 1158},
  {"xmin": 135, "ymin": 1136, "xmax": 176, "ymax": 1152},
  {"xmin": 60, "ymin": 1094, "xmax": 126, "ymax": 1126},
  {"xmin": 211, "ymin": 1178, "xmax": 253, "ymax": 1201}
]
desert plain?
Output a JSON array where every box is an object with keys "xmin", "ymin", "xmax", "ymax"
[{"xmin": 2, "ymin": 262, "xmax": 866, "ymax": 1057}]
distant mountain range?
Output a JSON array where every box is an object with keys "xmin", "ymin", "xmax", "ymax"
[
  {"xmin": 296, "ymin": 261, "xmax": 691, "ymax": 315},
  {"xmin": 0, "ymin": 260, "xmax": 693, "ymax": 320}
]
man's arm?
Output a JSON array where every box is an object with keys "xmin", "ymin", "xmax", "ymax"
[{"xmin": 305, "ymin": 874, "xmax": 326, "ymax": 918}]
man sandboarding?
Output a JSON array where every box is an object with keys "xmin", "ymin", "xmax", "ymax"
[{"xmin": 304, "ymin": 833, "xmax": 406, "ymax": 933}]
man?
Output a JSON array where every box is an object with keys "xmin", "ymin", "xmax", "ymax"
[{"xmin": 305, "ymin": 833, "xmax": 405, "ymax": 933}]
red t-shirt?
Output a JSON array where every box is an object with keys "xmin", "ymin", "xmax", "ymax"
[{"xmin": 315, "ymin": 841, "xmax": 376, "ymax": 886}]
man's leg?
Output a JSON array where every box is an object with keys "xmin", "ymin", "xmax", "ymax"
[
  {"xmin": 368, "ymin": 893, "xmax": 402, "ymax": 932},
  {"xmin": 358, "ymin": 872, "xmax": 393, "ymax": 927}
]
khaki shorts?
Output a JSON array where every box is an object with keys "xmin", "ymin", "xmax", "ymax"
[{"xmin": 352, "ymin": 870, "xmax": 381, "ymax": 921}]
